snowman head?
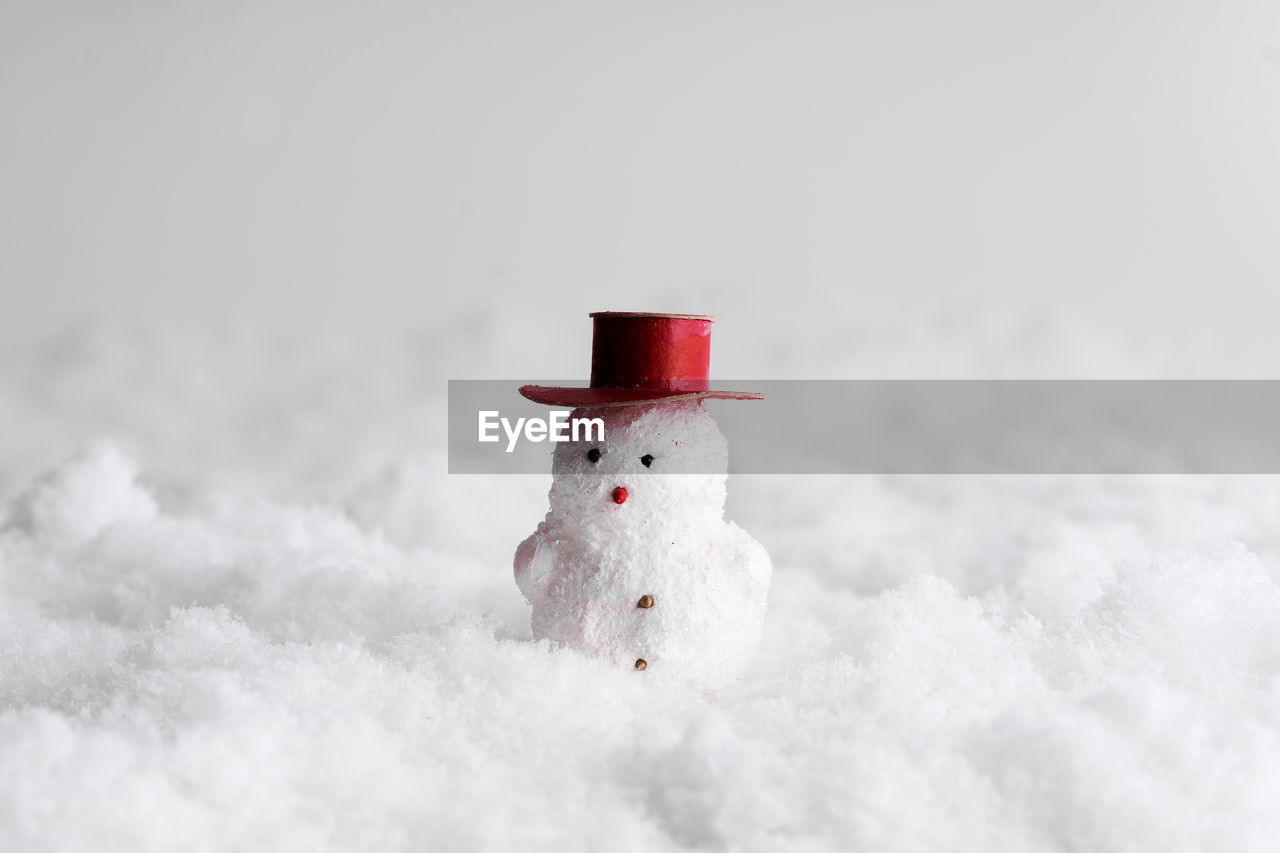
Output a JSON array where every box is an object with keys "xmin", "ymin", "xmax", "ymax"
[{"xmin": 548, "ymin": 401, "xmax": 729, "ymax": 533}]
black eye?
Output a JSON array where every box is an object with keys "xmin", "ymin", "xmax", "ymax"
[
  {"xmin": 587, "ymin": 448, "xmax": 602, "ymax": 463},
  {"xmin": 640, "ymin": 454, "xmax": 654, "ymax": 468}
]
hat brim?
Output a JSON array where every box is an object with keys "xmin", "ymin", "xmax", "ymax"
[{"xmin": 519, "ymin": 385, "xmax": 764, "ymax": 407}]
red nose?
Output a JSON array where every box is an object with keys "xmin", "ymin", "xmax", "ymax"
[{"xmin": 611, "ymin": 486, "xmax": 628, "ymax": 504}]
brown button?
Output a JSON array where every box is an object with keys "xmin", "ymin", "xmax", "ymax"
[
  {"xmin": 634, "ymin": 658, "xmax": 647, "ymax": 671},
  {"xmin": 637, "ymin": 594, "xmax": 655, "ymax": 609}
]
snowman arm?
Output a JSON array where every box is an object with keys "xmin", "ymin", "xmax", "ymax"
[
  {"xmin": 514, "ymin": 535, "xmax": 536, "ymax": 585},
  {"xmin": 514, "ymin": 520, "xmax": 555, "ymax": 602},
  {"xmin": 726, "ymin": 522, "xmax": 773, "ymax": 590},
  {"xmin": 744, "ymin": 538, "xmax": 773, "ymax": 589}
]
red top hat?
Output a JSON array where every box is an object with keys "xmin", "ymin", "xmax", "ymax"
[{"xmin": 519, "ymin": 312, "xmax": 764, "ymax": 407}]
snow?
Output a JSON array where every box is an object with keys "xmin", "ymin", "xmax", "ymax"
[
  {"xmin": 6, "ymin": 441, "xmax": 158, "ymax": 547},
  {"xmin": 3, "ymin": 315, "xmax": 1280, "ymax": 851},
  {"xmin": 516, "ymin": 402, "xmax": 771, "ymax": 687}
]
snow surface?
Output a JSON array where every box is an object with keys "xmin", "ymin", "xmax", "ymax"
[{"xmin": 3, "ymin": 316, "xmax": 1280, "ymax": 852}]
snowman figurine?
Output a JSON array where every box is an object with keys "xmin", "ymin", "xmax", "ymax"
[{"xmin": 515, "ymin": 312, "xmax": 771, "ymax": 688}]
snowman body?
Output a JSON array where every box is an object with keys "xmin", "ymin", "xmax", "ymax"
[{"xmin": 515, "ymin": 401, "xmax": 771, "ymax": 687}]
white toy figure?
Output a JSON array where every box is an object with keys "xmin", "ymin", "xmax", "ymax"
[{"xmin": 515, "ymin": 312, "xmax": 770, "ymax": 688}]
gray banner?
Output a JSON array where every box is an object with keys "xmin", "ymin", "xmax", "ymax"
[{"xmin": 448, "ymin": 380, "xmax": 1280, "ymax": 474}]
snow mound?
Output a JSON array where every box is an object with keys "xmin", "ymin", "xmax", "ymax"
[
  {"xmin": 4, "ymin": 440, "xmax": 157, "ymax": 546},
  {"xmin": 3, "ymin": 444, "xmax": 1280, "ymax": 851}
]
